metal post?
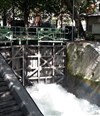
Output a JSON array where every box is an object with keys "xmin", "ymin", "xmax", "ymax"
[
  {"xmin": 72, "ymin": 0, "xmax": 74, "ymax": 41},
  {"xmin": 12, "ymin": 0, "xmax": 15, "ymax": 25},
  {"xmin": 38, "ymin": 42, "xmax": 40, "ymax": 82},
  {"xmin": 22, "ymin": 46, "xmax": 25, "ymax": 86},
  {"xmin": 52, "ymin": 42, "xmax": 55, "ymax": 82}
]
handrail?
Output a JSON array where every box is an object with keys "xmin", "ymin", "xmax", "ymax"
[{"xmin": 0, "ymin": 26, "xmax": 69, "ymax": 41}]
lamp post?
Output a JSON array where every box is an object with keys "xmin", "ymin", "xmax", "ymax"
[{"xmin": 72, "ymin": 0, "xmax": 74, "ymax": 41}]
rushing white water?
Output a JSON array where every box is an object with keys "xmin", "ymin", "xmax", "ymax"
[{"xmin": 26, "ymin": 83, "xmax": 100, "ymax": 116}]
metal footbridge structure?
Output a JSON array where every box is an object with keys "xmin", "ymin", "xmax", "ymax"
[
  {"xmin": 0, "ymin": 26, "xmax": 67, "ymax": 115},
  {"xmin": 0, "ymin": 26, "xmax": 67, "ymax": 84},
  {"xmin": 0, "ymin": 26, "xmax": 68, "ymax": 41}
]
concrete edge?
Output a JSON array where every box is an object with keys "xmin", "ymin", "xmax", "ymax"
[{"xmin": 0, "ymin": 54, "xmax": 44, "ymax": 116}]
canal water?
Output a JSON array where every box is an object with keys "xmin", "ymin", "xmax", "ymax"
[{"xmin": 27, "ymin": 83, "xmax": 100, "ymax": 116}]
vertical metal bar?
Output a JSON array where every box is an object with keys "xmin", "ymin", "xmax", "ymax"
[
  {"xmin": 12, "ymin": 0, "xmax": 15, "ymax": 25},
  {"xmin": 52, "ymin": 42, "xmax": 55, "ymax": 82},
  {"xmin": 22, "ymin": 45, "xmax": 25, "ymax": 86},
  {"xmin": 72, "ymin": 0, "xmax": 74, "ymax": 41},
  {"xmin": 11, "ymin": 41, "xmax": 13, "ymax": 70},
  {"xmin": 38, "ymin": 41, "xmax": 40, "ymax": 82}
]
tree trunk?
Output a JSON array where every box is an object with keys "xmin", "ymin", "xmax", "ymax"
[
  {"xmin": 23, "ymin": 0, "xmax": 30, "ymax": 26},
  {"xmin": 24, "ymin": 10, "xmax": 29, "ymax": 26},
  {"xmin": 2, "ymin": 9, "xmax": 7, "ymax": 26},
  {"xmin": 63, "ymin": 0, "xmax": 86, "ymax": 38}
]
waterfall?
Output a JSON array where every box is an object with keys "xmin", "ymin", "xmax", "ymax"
[{"xmin": 26, "ymin": 83, "xmax": 100, "ymax": 116}]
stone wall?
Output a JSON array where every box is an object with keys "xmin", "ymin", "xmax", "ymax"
[
  {"xmin": 66, "ymin": 42, "xmax": 100, "ymax": 81},
  {"xmin": 64, "ymin": 42, "xmax": 100, "ymax": 106}
]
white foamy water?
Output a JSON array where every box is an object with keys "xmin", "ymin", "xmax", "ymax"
[{"xmin": 26, "ymin": 83, "xmax": 100, "ymax": 116}]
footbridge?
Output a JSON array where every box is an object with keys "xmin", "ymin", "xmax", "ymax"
[{"xmin": 0, "ymin": 26, "xmax": 67, "ymax": 85}]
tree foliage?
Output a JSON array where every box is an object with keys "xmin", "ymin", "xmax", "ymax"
[
  {"xmin": 0, "ymin": 0, "xmax": 12, "ymax": 10},
  {"xmin": 0, "ymin": 0, "xmax": 98, "ymax": 29},
  {"xmin": 62, "ymin": 0, "xmax": 97, "ymax": 37}
]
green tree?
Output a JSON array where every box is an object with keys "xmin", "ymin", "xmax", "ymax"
[
  {"xmin": 63, "ymin": 0, "xmax": 96, "ymax": 38},
  {"xmin": 0, "ymin": 0, "xmax": 12, "ymax": 26},
  {"xmin": 14, "ymin": 0, "xmax": 34, "ymax": 26}
]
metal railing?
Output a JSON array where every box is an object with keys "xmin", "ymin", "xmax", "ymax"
[
  {"xmin": 0, "ymin": 27, "xmax": 13, "ymax": 40},
  {"xmin": 0, "ymin": 26, "xmax": 70, "ymax": 41}
]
